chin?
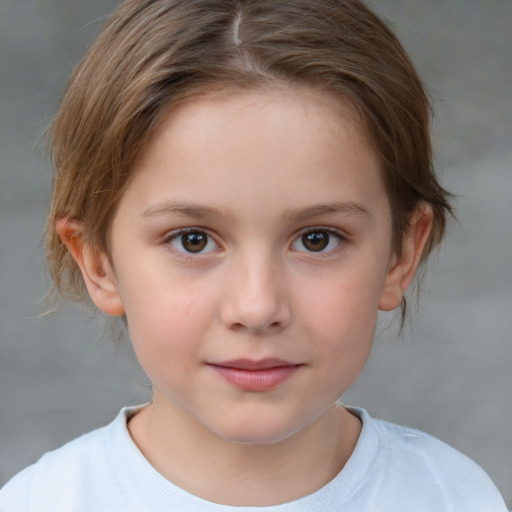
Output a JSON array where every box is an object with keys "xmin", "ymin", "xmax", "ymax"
[{"xmin": 212, "ymin": 411, "xmax": 308, "ymax": 446}]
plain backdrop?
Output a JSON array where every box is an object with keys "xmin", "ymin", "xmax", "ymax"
[{"xmin": 0, "ymin": 0, "xmax": 511, "ymax": 506}]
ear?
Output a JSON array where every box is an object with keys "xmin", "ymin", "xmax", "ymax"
[
  {"xmin": 56, "ymin": 218, "xmax": 125, "ymax": 316},
  {"xmin": 378, "ymin": 204, "xmax": 433, "ymax": 311}
]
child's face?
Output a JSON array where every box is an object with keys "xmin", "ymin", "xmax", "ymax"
[{"xmin": 91, "ymin": 88, "xmax": 409, "ymax": 444}]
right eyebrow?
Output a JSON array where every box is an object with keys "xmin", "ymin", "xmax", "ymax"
[{"xmin": 140, "ymin": 201, "xmax": 230, "ymax": 220}]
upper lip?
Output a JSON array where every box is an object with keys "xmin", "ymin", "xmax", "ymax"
[{"xmin": 210, "ymin": 358, "xmax": 298, "ymax": 370}]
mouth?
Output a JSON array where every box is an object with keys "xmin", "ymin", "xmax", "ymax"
[{"xmin": 208, "ymin": 359, "xmax": 303, "ymax": 392}]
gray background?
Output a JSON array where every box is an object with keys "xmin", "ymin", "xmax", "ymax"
[{"xmin": 0, "ymin": 0, "xmax": 510, "ymax": 506}]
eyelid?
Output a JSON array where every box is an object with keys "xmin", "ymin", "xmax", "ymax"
[
  {"xmin": 164, "ymin": 227, "xmax": 221, "ymax": 255},
  {"xmin": 290, "ymin": 226, "xmax": 346, "ymax": 254}
]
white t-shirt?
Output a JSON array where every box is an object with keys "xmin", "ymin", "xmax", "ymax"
[{"xmin": 0, "ymin": 406, "xmax": 507, "ymax": 511}]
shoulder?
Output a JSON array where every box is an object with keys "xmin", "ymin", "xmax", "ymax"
[
  {"xmin": 0, "ymin": 410, "xmax": 128, "ymax": 512},
  {"xmin": 354, "ymin": 409, "xmax": 507, "ymax": 511},
  {"xmin": 375, "ymin": 416, "xmax": 491, "ymax": 483}
]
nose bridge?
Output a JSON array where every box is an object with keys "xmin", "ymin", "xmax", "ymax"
[{"xmin": 221, "ymin": 246, "xmax": 290, "ymax": 334}]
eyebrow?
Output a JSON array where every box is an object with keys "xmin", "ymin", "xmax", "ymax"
[
  {"xmin": 286, "ymin": 201, "xmax": 372, "ymax": 222},
  {"xmin": 141, "ymin": 200, "xmax": 371, "ymax": 221},
  {"xmin": 141, "ymin": 202, "xmax": 225, "ymax": 220}
]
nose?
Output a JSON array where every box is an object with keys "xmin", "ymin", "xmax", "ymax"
[{"xmin": 220, "ymin": 254, "xmax": 291, "ymax": 335}]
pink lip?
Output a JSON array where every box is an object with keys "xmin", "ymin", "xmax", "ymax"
[{"xmin": 209, "ymin": 359, "xmax": 302, "ymax": 391}]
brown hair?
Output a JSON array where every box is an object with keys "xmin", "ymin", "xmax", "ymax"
[{"xmin": 46, "ymin": 0, "xmax": 453, "ymax": 319}]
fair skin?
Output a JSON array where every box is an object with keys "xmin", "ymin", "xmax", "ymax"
[{"xmin": 57, "ymin": 87, "xmax": 432, "ymax": 506}]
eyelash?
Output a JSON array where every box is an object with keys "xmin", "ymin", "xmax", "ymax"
[
  {"xmin": 163, "ymin": 227, "xmax": 346, "ymax": 257},
  {"xmin": 164, "ymin": 228, "xmax": 220, "ymax": 257},
  {"xmin": 291, "ymin": 227, "xmax": 345, "ymax": 254}
]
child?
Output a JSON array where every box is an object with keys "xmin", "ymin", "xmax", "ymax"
[{"xmin": 0, "ymin": 0, "xmax": 507, "ymax": 510}]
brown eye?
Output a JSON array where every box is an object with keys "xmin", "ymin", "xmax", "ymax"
[
  {"xmin": 170, "ymin": 230, "xmax": 217, "ymax": 254},
  {"xmin": 301, "ymin": 231, "xmax": 330, "ymax": 251},
  {"xmin": 291, "ymin": 229, "xmax": 343, "ymax": 253},
  {"xmin": 181, "ymin": 232, "xmax": 208, "ymax": 252}
]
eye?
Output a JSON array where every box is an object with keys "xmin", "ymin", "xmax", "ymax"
[
  {"xmin": 291, "ymin": 229, "xmax": 343, "ymax": 253},
  {"xmin": 168, "ymin": 229, "xmax": 218, "ymax": 254}
]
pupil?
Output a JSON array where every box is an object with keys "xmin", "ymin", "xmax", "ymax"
[
  {"xmin": 303, "ymin": 231, "xmax": 329, "ymax": 251},
  {"xmin": 182, "ymin": 232, "xmax": 207, "ymax": 252}
]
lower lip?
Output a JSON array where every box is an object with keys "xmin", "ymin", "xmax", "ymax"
[{"xmin": 210, "ymin": 365, "xmax": 301, "ymax": 392}]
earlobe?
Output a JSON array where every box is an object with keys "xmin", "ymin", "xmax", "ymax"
[
  {"xmin": 56, "ymin": 218, "xmax": 125, "ymax": 316},
  {"xmin": 378, "ymin": 204, "xmax": 433, "ymax": 311}
]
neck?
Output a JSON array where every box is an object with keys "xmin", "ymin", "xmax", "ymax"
[{"xmin": 128, "ymin": 392, "xmax": 361, "ymax": 507}]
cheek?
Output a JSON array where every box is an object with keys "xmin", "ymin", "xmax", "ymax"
[
  {"xmin": 297, "ymin": 260, "xmax": 385, "ymax": 377},
  {"xmin": 303, "ymin": 263, "xmax": 384, "ymax": 337},
  {"xmin": 118, "ymin": 271, "xmax": 218, "ymax": 372},
  {"xmin": 305, "ymin": 293, "xmax": 376, "ymax": 404},
  {"xmin": 311, "ymin": 292, "xmax": 376, "ymax": 371}
]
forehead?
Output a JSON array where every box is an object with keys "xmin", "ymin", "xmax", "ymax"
[
  {"xmin": 151, "ymin": 85, "xmax": 369, "ymax": 155},
  {"xmin": 118, "ymin": 87, "xmax": 387, "ymax": 223}
]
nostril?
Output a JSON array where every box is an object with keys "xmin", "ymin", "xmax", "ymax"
[{"xmin": 228, "ymin": 320, "xmax": 284, "ymax": 334}]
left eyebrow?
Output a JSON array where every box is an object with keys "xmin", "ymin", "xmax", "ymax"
[{"xmin": 285, "ymin": 201, "xmax": 372, "ymax": 222}]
